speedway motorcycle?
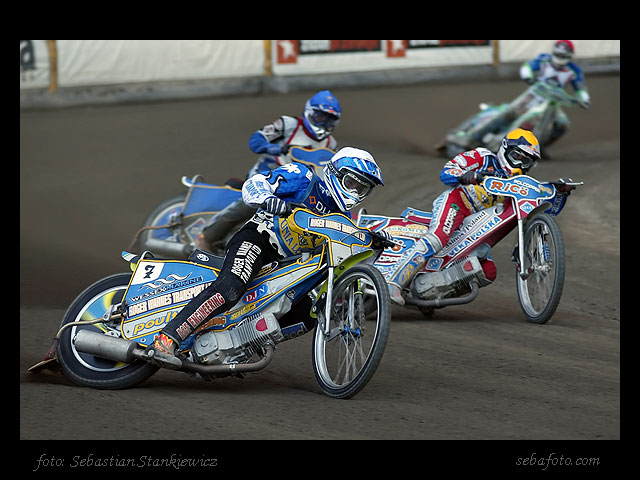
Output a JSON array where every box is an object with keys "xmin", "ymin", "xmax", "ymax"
[
  {"xmin": 437, "ymin": 80, "xmax": 582, "ymax": 158},
  {"xmin": 131, "ymin": 147, "xmax": 335, "ymax": 259},
  {"xmin": 29, "ymin": 207, "xmax": 393, "ymax": 399},
  {"xmin": 357, "ymin": 174, "xmax": 582, "ymax": 324}
]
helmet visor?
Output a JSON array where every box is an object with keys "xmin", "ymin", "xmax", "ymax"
[
  {"xmin": 552, "ymin": 51, "xmax": 572, "ymax": 65},
  {"xmin": 310, "ymin": 109, "xmax": 340, "ymax": 130},
  {"xmin": 507, "ymin": 148, "xmax": 536, "ymax": 170},
  {"xmin": 341, "ymin": 171, "xmax": 372, "ymax": 198}
]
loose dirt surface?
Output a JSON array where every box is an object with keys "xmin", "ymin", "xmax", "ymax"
[{"xmin": 20, "ymin": 75, "xmax": 619, "ymax": 451}]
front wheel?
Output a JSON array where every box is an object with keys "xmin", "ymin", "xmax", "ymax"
[
  {"xmin": 312, "ymin": 264, "xmax": 391, "ymax": 399},
  {"xmin": 56, "ymin": 273, "xmax": 158, "ymax": 389},
  {"xmin": 516, "ymin": 213, "xmax": 565, "ymax": 324}
]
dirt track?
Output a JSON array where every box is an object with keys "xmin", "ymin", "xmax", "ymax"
[{"xmin": 20, "ymin": 75, "xmax": 619, "ymax": 446}]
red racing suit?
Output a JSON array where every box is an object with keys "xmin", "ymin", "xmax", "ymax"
[{"xmin": 385, "ymin": 147, "xmax": 508, "ymax": 291}]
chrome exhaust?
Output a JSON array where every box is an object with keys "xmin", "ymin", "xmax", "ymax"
[
  {"xmin": 73, "ymin": 330, "xmax": 274, "ymax": 374},
  {"xmin": 140, "ymin": 238, "xmax": 194, "ymax": 259}
]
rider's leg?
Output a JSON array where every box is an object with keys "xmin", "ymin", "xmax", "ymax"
[
  {"xmin": 146, "ymin": 227, "xmax": 277, "ymax": 364},
  {"xmin": 546, "ymin": 109, "xmax": 569, "ymax": 148},
  {"xmin": 456, "ymin": 92, "xmax": 532, "ymax": 148},
  {"xmin": 386, "ymin": 234, "xmax": 440, "ymax": 305},
  {"xmin": 196, "ymin": 198, "xmax": 258, "ymax": 252},
  {"xmin": 385, "ymin": 188, "xmax": 471, "ymax": 305}
]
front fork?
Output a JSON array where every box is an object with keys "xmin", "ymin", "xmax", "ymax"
[{"xmin": 311, "ymin": 250, "xmax": 374, "ymax": 338}]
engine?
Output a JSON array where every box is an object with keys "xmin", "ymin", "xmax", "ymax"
[
  {"xmin": 412, "ymin": 256, "xmax": 493, "ymax": 301},
  {"xmin": 192, "ymin": 313, "xmax": 283, "ymax": 365}
]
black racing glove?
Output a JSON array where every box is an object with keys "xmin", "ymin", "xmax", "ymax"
[
  {"xmin": 261, "ymin": 196, "xmax": 290, "ymax": 216},
  {"xmin": 459, "ymin": 171, "xmax": 481, "ymax": 185}
]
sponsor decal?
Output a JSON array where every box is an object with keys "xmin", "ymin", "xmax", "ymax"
[
  {"xmin": 308, "ymin": 217, "xmax": 366, "ymax": 241},
  {"xmin": 442, "ymin": 203, "xmax": 460, "ymax": 236},
  {"xmin": 176, "ymin": 293, "xmax": 226, "ymax": 340},
  {"xmin": 487, "ymin": 178, "xmax": 530, "ymax": 196},
  {"xmin": 407, "ymin": 40, "xmax": 490, "ymax": 48},
  {"xmin": 128, "ymin": 281, "xmax": 211, "ymax": 317},
  {"xmin": 243, "ymin": 284, "xmax": 268, "ymax": 304},
  {"xmin": 125, "ymin": 309, "xmax": 179, "ymax": 338},
  {"xmin": 143, "ymin": 273, "xmax": 191, "ymax": 290},
  {"xmin": 447, "ymin": 215, "xmax": 503, "ymax": 257},
  {"xmin": 231, "ymin": 241, "xmax": 262, "ymax": 283}
]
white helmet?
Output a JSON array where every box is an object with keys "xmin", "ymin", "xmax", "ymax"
[
  {"xmin": 552, "ymin": 40, "xmax": 575, "ymax": 67},
  {"xmin": 323, "ymin": 147, "xmax": 384, "ymax": 212}
]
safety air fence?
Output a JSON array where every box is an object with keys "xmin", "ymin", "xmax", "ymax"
[{"xmin": 20, "ymin": 40, "xmax": 620, "ymax": 107}]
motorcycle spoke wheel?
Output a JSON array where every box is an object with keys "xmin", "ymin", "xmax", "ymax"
[
  {"xmin": 312, "ymin": 265, "xmax": 391, "ymax": 399},
  {"xmin": 516, "ymin": 213, "xmax": 565, "ymax": 324},
  {"xmin": 138, "ymin": 193, "xmax": 186, "ymax": 244}
]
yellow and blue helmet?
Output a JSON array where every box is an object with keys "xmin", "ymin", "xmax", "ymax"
[
  {"xmin": 324, "ymin": 147, "xmax": 383, "ymax": 212},
  {"xmin": 497, "ymin": 128, "xmax": 541, "ymax": 175}
]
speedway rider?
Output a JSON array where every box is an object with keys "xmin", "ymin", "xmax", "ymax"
[
  {"xmin": 195, "ymin": 90, "xmax": 342, "ymax": 251},
  {"xmin": 385, "ymin": 128, "xmax": 541, "ymax": 305},
  {"xmin": 457, "ymin": 40, "xmax": 590, "ymax": 149},
  {"xmin": 146, "ymin": 147, "xmax": 384, "ymax": 364}
]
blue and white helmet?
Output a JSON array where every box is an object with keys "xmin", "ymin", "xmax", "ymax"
[
  {"xmin": 302, "ymin": 90, "xmax": 342, "ymax": 141},
  {"xmin": 324, "ymin": 147, "xmax": 384, "ymax": 212}
]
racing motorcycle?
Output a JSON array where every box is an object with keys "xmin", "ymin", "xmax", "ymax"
[
  {"xmin": 437, "ymin": 80, "xmax": 582, "ymax": 158},
  {"xmin": 357, "ymin": 173, "xmax": 582, "ymax": 324},
  {"xmin": 130, "ymin": 147, "xmax": 335, "ymax": 259},
  {"xmin": 29, "ymin": 207, "xmax": 393, "ymax": 399}
]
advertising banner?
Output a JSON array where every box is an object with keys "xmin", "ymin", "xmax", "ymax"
[{"xmin": 272, "ymin": 40, "xmax": 493, "ymax": 75}]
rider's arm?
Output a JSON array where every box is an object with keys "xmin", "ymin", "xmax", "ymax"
[
  {"xmin": 519, "ymin": 62, "xmax": 535, "ymax": 84},
  {"xmin": 248, "ymin": 117, "xmax": 287, "ymax": 155},
  {"xmin": 567, "ymin": 62, "xmax": 591, "ymax": 109},
  {"xmin": 242, "ymin": 164, "xmax": 312, "ymax": 207},
  {"xmin": 440, "ymin": 155, "xmax": 470, "ymax": 186},
  {"xmin": 520, "ymin": 54, "xmax": 545, "ymax": 84}
]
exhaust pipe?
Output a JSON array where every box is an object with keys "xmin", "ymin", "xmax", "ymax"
[
  {"xmin": 140, "ymin": 238, "xmax": 194, "ymax": 259},
  {"xmin": 73, "ymin": 330, "xmax": 274, "ymax": 374},
  {"xmin": 74, "ymin": 330, "xmax": 140, "ymax": 363},
  {"xmin": 404, "ymin": 281, "xmax": 480, "ymax": 308}
]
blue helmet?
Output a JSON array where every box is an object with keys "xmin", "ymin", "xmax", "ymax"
[
  {"xmin": 324, "ymin": 147, "xmax": 383, "ymax": 212},
  {"xmin": 302, "ymin": 90, "xmax": 342, "ymax": 141}
]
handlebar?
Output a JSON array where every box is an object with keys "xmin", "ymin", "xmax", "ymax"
[{"xmin": 531, "ymin": 81, "xmax": 579, "ymax": 106}]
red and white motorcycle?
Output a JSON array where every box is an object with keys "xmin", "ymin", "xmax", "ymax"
[{"xmin": 357, "ymin": 173, "xmax": 582, "ymax": 324}]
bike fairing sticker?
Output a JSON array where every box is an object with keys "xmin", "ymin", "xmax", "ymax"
[{"xmin": 123, "ymin": 253, "xmax": 325, "ymax": 344}]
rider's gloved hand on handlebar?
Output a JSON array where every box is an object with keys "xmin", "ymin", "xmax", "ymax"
[
  {"xmin": 577, "ymin": 99, "xmax": 590, "ymax": 110},
  {"xmin": 265, "ymin": 144, "xmax": 283, "ymax": 156},
  {"xmin": 459, "ymin": 170, "xmax": 482, "ymax": 185},
  {"xmin": 261, "ymin": 196, "xmax": 291, "ymax": 216}
]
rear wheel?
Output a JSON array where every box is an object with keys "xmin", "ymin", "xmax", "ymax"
[
  {"xmin": 312, "ymin": 265, "xmax": 391, "ymax": 399},
  {"xmin": 56, "ymin": 273, "xmax": 158, "ymax": 389},
  {"xmin": 137, "ymin": 193, "xmax": 186, "ymax": 247}
]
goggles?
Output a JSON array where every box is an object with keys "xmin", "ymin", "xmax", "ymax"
[
  {"xmin": 507, "ymin": 148, "xmax": 536, "ymax": 170},
  {"xmin": 341, "ymin": 170, "xmax": 373, "ymax": 198},
  {"xmin": 310, "ymin": 109, "xmax": 340, "ymax": 130}
]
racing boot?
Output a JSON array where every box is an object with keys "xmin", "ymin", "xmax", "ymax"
[
  {"xmin": 385, "ymin": 235, "xmax": 439, "ymax": 306},
  {"xmin": 144, "ymin": 332, "xmax": 181, "ymax": 369}
]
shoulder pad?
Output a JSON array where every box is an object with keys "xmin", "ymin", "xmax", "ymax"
[{"xmin": 475, "ymin": 147, "xmax": 496, "ymax": 158}]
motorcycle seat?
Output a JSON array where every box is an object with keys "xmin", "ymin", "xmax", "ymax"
[{"xmin": 188, "ymin": 249, "xmax": 225, "ymax": 270}]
